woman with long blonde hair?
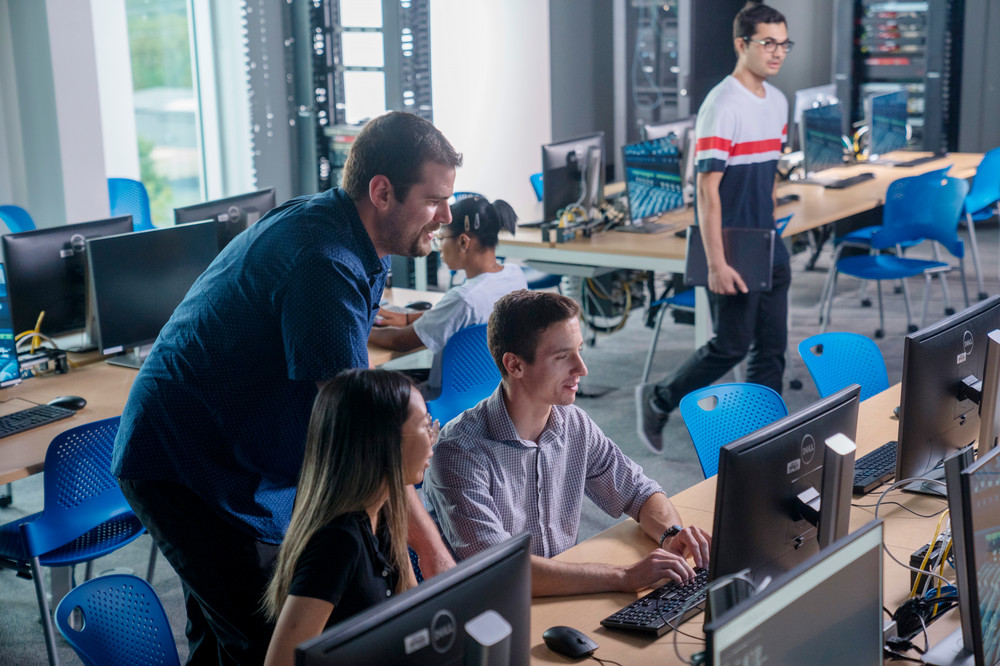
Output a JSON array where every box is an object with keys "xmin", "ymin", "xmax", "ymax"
[{"xmin": 263, "ymin": 369, "xmax": 437, "ymax": 666}]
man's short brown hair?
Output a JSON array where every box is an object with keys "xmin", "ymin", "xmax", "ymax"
[
  {"xmin": 733, "ymin": 1, "xmax": 786, "ymax": 41},
  {"xmin": 341, "ymin": 111, "xmax": 463, "ymax": 203},
  {"xmin": 488, "ymin": 290, "xmax": 581, "ymax": 377}
]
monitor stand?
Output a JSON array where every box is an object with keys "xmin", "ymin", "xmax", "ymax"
[
  {"xmin": 105, "ymin": 344, "xmax": 153, "ymax": 370},
  {"xmin": 923, "ymin": 628, "xmax": 974, "ymax": 666},
  {"xmin": 900, "ymin": 465, "xmax": 948, "ymax": 497}
]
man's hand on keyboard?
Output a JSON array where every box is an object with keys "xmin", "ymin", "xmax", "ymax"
[
  {"xmin": 623, "ymin": 549, "xmax": 696, "ymax": 592},
  {"xmin": 662, "ymin": 525, "xmax": 711, "ymax": 570}
]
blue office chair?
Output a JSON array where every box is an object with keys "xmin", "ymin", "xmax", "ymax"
[
  {"xmin": 820, "ymin": 174, "xmax": 970, "ymax": 338},
  {"xmin": 798, "ymin": 332, "xmax": 889, "ymax": 401},
  {"xmin": 108, "ymin": 177, "xmax": 154, "ymax": 231},
  {"xmin": 55, "ymin": 573, "xmax": 180, "ymax": 666},
  {"xmin": 678, "ymin": 383, "xmax": 788, "ymax": 478},
  {"xmin": 0, "ymin": 417, "xmax": 150, "ymax": 666},
  {"xmin": 962, "ymin": 147, "xmax": 1000, "ymax": 300},
  {"xmin": 641, "ymin": 287, "xmax": 695, "ymax": 384},
  {"xmin": 0, "ymin": 205, "xmax": 36, "ymax": 233},
  {"xmin": 530, "ymin": 173, "xmax": 544, "ymax": 202},
  {"xmin": 426, "ymin": 324, "xmax": 500, "ymax": 427}
]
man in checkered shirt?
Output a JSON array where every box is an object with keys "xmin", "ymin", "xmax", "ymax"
[{"xmin": 423, "ymin": 290, "xmax": 711, "ymax": 595}]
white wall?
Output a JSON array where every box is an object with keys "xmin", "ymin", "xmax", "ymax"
[
  {"xmin": 92, "ymin": 0, "xmax": 140, "ymax": 181},
  {"xmin": 430, "ymin": 0, "xmax": 552, "ymax": 222}
]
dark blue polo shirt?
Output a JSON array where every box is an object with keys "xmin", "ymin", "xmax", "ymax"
[{"xmin": 112, "ymin": 188, "xmax": 390, "ymax": 542}]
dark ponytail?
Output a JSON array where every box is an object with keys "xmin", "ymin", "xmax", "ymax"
[{"xmin": 447, "ymin": 195, "xmax": 519, "ymax": 249}]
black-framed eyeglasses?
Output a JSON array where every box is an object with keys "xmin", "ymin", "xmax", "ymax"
[
  {"xmin": 743, "ymin": 37, "xmax": 794, "ymax": 53},
  {"xmin": 431, "ymin": 232, "xmax": 455, "ymax": 251}
]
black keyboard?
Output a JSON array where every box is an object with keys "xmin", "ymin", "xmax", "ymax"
[
  {"xmin": 853, "ymin": 440, "xmax": 898, "ymax": 495},
  {"xmin": 894, "ymin": 153, "xmax": 947, "ymax": 168},
  {"xmin": 824, "ymin": 172, "xmax": 877, "ymax": 189},
  {"xmin": 601, "ymin": 568, "xmax": 709, "ymax": 637},
  {"xmin": 614, "ymin": 222, "xmax": 674, "ymax": 235},
  {"xmin": 0, "ymin": 404, "xmax": 75, "ymax": 439}
]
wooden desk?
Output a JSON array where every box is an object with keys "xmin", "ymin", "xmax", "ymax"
[
  {"xmin": 529, "ymin": 383, "xmax": 959, "ymax": 664},
  {"xmin": 500, "ymin": 152, "xmax": 983, "ymax": 347},
  {"xmin": 0, "ymin": 287, "xmax": 442, "ymax": 486}
]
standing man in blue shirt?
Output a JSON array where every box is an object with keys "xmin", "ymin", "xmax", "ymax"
[
  {"xmin": 638, "ymin": 2, "xmax": 792, "ymax": 453},
  {"xmin": 112, "ymin": 111, "xmax": 463, "ymax": 664}
]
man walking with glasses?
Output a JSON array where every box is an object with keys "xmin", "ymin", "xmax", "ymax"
[{"xmin": 638, "ymin": 2, "xmax": 793, "ymax": 452}]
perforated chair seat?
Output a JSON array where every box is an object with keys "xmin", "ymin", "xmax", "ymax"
[
  {"xmin": 798, "ymin": 332, "xmax": 889, "ymax": 402},
  {"xmin": 55, "ymin": 574, "xmax": 180, "ymax": 666},
  {"xmin": 678, "ymin": 383, "xmax": 788, "ymax": 478},
  {"xmin": 0, "ymin": 511, "xmax": 144, "ymax": 566},
  {"xmin": 426, "ymin": 324, "xmax": 500, "ymax": 427},
  {"xmin": 835, "ymin": 254, "xmax": 948, "ymax": 281}
]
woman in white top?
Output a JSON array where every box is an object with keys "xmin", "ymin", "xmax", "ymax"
[{"xmin": 370, "ymin": 195, "xmax": 528, "ymax": 396}]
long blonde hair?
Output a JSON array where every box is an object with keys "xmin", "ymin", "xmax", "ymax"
[{"xmin": 264, "ymin": 369, "xmax": 415, "ymax": 620}]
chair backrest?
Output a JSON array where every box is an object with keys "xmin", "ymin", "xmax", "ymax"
[
  {"xmin": 108, "ymin": 178, "xmax": 154, "ymax": 231},
  {"xmin": 798, "ymin": 332, "xmax": 889, "ymax": 402},
  {"xmin": 965, "ymin": 146, "xmax": 1000, "ymax": 215},
  {"xmin": 0, "ymin": 205, "xmax": 36, "ymax": 233},
  {"xmin": 55, "ymin": 574, "xmax": 180, "ymax": 666},
  {"xmin": 18, "ymin": 417, "xmax": 130, "ymax": 558},
  {"xmin": 679, "ymin": 383, "xmax": 788, "ymax": 478},
  {"xmin": 875, "ymin": 174, "xmax": 969, "ymax": 257},
  {"xmin": 426, "ymin": 324, "xmax": 500, "ymax": 426},
  {"xmin": 529, "ymin": 173, "xmax": 543, "ymax": 201}
]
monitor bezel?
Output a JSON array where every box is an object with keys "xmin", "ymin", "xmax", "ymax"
[
  {"xmin": 173, "ymin": 188, "xmax": 277, "ymax": 251},
  {"xmin": 541, "ymin": 132, "xmax": 605, "ymax": 224}
]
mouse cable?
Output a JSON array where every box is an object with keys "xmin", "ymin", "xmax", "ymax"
[
  {"xmin": 588, "ymin": 655, "xmax": 623, "ymax": 666},
  {"xmin": 666, "ymin": 572, "xmax": 759, "ymax": 666}
]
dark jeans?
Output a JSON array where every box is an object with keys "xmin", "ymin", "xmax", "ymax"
[
  {"xmin": 654, "ymin": 261, "xmax": 791, "ymax": 410},
  {"xmin": 119, "ymin": 478, "xmax": 280, "ymax": 665}
]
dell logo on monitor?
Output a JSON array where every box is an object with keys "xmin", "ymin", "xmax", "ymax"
[
  {"xmin": 431, "ymin": 609, "xmax": 456, "ymax": 653},
  {"xmin": 800, "ymin": 433, "xmax": 816, "ymax": 465}
]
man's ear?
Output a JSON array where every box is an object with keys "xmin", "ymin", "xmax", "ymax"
[
  {"xmin": 369, "ymin": 175, "xmax": 393, "ymax": 211},
  {"xmin": 502, "ymin": 352, "xmax": 525, "ymax": 379}
]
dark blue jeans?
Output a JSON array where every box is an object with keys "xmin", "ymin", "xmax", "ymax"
[
  {"xmin": 119, "ymin": 478, "xmax": 280, "ymax": 665},
  {"xmin": 654, "ymin": 261, "xmax": 790, "ymax": 410}
]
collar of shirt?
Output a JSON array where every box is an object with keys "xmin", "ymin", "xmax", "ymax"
[{"xmin": 482, "ymin": 385, "xmax": 568, "ymax": 447}]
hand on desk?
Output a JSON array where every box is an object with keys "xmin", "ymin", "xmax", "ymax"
[{"xmin": 376, "ymin": 308, "xmax": 408, "ymax": 327}]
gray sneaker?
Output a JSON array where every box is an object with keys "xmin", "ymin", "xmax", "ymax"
[{"xmin": 636, "ymin": 383, "xmax": 669, "ymax": 454}]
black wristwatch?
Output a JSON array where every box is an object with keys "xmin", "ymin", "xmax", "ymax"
[{"xmin": 658, "ymin": 524, "xmax": 683, "ymax": 549}]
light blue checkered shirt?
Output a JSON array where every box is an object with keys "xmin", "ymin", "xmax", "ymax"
[{"xmin": 423, "ymin": 386, "xmax": 664, "ymax": 559}]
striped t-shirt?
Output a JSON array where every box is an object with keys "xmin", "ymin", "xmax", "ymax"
[{"xmin": 695, "ymin": 75, "xmax": 789, "ymax": 265}]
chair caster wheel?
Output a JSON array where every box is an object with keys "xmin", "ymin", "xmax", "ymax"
[
  {"xmin": 980, "ymin": 292, "xmax": 990, "ymax": 301},
  {"xmin": 908, "ymin": 324, "xmax": 918, "ymax": 333},
  {"xmin": 0, "ymin": 495, "xmax": 11, "ymax": 508},
  {"xmin": 861, "ymin": 298, "xmax": 872, "ymax": 307},
  {"xmin": 894, "ymin": 286, "xmax": 903, "ymax": 294},
  {"xmin": 945, "ymin": 307, "xmax": 955, "ymax": 316},
  {"xmin": 789, "ymin": 379, "xmax": 803, "ymax": 390},
  {"xmin": 875, "ymin": 329, "xmax": 885, "ymax": 339}
]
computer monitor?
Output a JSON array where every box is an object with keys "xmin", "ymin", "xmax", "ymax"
[
  {"xmin": 173, "ymin": 188, "xmax": 276, "ymax": 251},
  {"xmin": 642, "ymin": 117, "xmax": 696, "ymax": 142},
  {"xmin": 297, "ymin": 533, "xmax": 531, "ymax": 665},
  {"xmin": 896, "ymin": 296, "xmax": 1000, "ymax": 491},
  {"xmin": 704, "ymin": 520, "xmax": 883, "ymax": 666},
  {"xmin": 710, "ymin": 385, "xmax": 861, "ymax": 586},
  {"xmin": 1, "ymin": 216, "xmax": 135, "ymax": 344},
  {"xmin": 621, "ymin": 135, "xmax": 685, "ymax": 225},
  {"xmin": 541, "ymin": 132, "xmax": 605, "ymax": 224},
  {"xmin": 793, "ymin": 84, "xmax": 838, "ymax": 126},
  {"xmin": 800, "ymin": 102, "xmax": 847, "ymax": 177},
  {"xmin": 87, "ymin": 220, "xmax": 220, "ymax": 368},
  {"xmin": 0, "ymin": 266, "xmax": 22, "ymax": 388},
  {"xmin": 977, "ymin": 330, "xmax": 1000, "ymax": 453},
  {"xmin": 868, "ymin": 90, "xmax": 909, "ymax": 159}
]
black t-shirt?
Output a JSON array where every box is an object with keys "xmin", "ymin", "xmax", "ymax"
[{"xmin": 288, "ymin": 511, "xmax": 400, "ymax": 628}]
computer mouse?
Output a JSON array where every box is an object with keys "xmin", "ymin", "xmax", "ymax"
[
  {"xmin": 542, "ymin": 625, "xmax": 598, "ymax": 659},
  {"xmin": 785, "ymin": 193, "xmax": 800, "ymax": 201},
  {"xmin": 406, "ymin": 301, "xmax": 433, "ymax": 311},
  {"xmin": 47, "ymin": 395, "xmax": 86, "ymax": 411},
  {"xmin": 893, "ymin": 405, "xmax": 900, "ymax": 419}
]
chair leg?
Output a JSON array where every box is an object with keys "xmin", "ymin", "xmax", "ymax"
[
  {"xmin": 821, "ymin": 270, "xmax": 840, "ymax": 333},
  {"xmin": 900, "ymin": 276, "xmax": 915, "ymax": 332},
  {"xmin": 819, "ymin": 244, "xmax": 844, "ymax": 323},
  {"xmin": 84, "ymin": 559, "xmax": 94, "ymax": 581},
  {"xmin": 875, "ymin": 280, "xmax": 886, "ymax": 338},
  {"xmin": 29, "ymin": 558, "xmax": 60, "ymax": 666},
  {"xmin": 959, "ymin": 257, "xmax": 970, "ymax": 308},
  {"xmin": 147, "ymin": 541, "xmax": 158, "ymax": 582},
  {"xmin": 965, "ymin": 213, "xmax": 987, "ymax": 299},
  {"xmin": 931, "ymin": 243, "xmax": 953, "ymax": 314},
  {"xmin": 921, "ymin": 274, "xmax": 933, "ymax": 327},
  {"xmin": 0, "ymin": 482, "xmax": 12, "ymax": 507},
  {"xmin": 641, "ymin": 303, "xmax": 669, "ymax": 385}
]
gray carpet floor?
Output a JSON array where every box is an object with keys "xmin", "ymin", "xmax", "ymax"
[{"xmin": 1, "ymin": 220, "xmax": 997, "ymax": 665}]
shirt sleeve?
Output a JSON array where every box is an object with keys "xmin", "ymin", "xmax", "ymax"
[
  {"xmin": 422, "ymin": 437, "xmax": 513, "ymax": 560},
  {"xmin": 288, "ymin": 525, "xmax": 362, "ymax": 605},
  {"xmin": 695, "ymin": 103, "xmax": 737, "ymax": 174},
  {"xmin": 578, "ymin": 413, "xmax": 664, "ymax": 522},
  {"xmin": 279, "ymin": 253, "xmax": 377, "ymax": 381},
  {"xmin": 412, "ymin": 289, "xmax": 474, "ymax": 354}
]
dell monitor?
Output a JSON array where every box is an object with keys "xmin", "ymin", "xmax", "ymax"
[
  {"xmin": 710, "ymin": 385, "xmax": 861, "ymax": 586},
  {"xmin": 173, "ymin": 188, "xmax": 276, "ymax": 251},
  {"xmin": 87, "ymin": 220, "xmax": 220, "ymax": 368},
  {"xmin": 1, "ymin": 216, "xmax": 135, "ymax": 346},
  {"xmin": 296, "ymin": 533, "xmax": 531, "ymax": 665},
  {"xmin": 800, "ymin": 102, "xmax": 847, "ymax": 177},
  {"xmin": 621, "ymin": 135, "xmax": 685, "ymax": 225},
  {"xmin": 0, "ymin": 266, "xmax": 22, "ymax": 387},
  {"xmin": 705, "ymin": 520, "xmax": 884, "ymax": 666},
  {"xmin": 896, "ymin": 296, "xmax": 1000, "ymax": 492},
  {"xmin": 793, "ymin": 84, "xmax": 838, "ymax": 126},
  {"xmin": 868, "ymin": 90, "xmax": 909, "ymax": 159},
  {"xmin": 642, "ymin": 116, "xmax": 696, "ymax": 142},
  {"xmin": 541, "ymin": 132, "xmax": 605, "ymax": 224},
  {"xmin": 978, "ymin": 330, "xmax": 1000, "ymax": 453}
]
